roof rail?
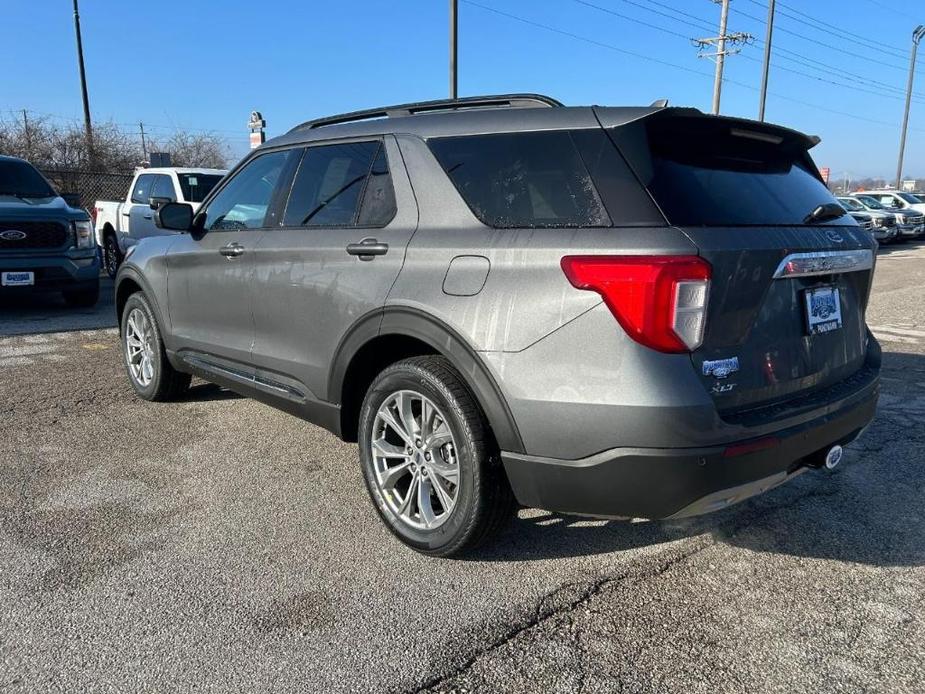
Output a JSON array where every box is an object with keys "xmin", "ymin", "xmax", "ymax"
[{"xmin": 288, "ymin": 93, "xmax": 563, "ymax": 132}]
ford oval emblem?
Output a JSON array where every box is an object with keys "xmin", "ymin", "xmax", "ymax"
[
  {"xmin": 0, "ymin": 230, "xmax": 27, "ymax": 241},
  {"xmin": 824, "ymin": 229, "xmax": 844, "ymax": 244}
]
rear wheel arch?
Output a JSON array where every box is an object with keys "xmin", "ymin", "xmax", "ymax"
[{"xmin": 332, "ymin": 307, "xmax": 525, "ymax": 454}]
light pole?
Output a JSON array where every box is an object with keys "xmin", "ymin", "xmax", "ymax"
[
  {"xmin": 449, "ymin": 0, "xmax": 458, "ymax": 99},
  {"xmin": 896, "ymin": 25, "xmax": 925, "ymax": 189},
  {"xmin": 757, "ymin": 0, "xmax": 776, "ymax": 121},
  {"xmin": 72, "ymin": 0, "xmax": 93, "ymax": 161}
]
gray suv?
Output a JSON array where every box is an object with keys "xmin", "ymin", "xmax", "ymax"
[{"xmin": 115, "ymin": 94, "xmax": 880, "ymax": 556}]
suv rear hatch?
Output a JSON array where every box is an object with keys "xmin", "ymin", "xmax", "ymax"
[{"xmin": 599, "ymin": 108, "xmax": 875, "ymax": 416}]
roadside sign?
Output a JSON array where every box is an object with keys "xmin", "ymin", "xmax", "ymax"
[
  {"xmin": 820, "ymin": 167, "xmax": 831, "ymax": 183},
  {"xmin": 902, "ymin": 179, "xmax": 917, "ymax": 192}
]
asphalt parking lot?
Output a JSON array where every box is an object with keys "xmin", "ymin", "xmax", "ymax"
[{"xmin": 2, "ymin": 244, "xmax": 925, "ymax": 693}]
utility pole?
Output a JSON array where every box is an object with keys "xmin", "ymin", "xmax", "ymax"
[
  {"xmin": 139, "ymin": 122, "xmax": 148, "ymax": 162},
  {"xmin": 757, "ymin": 0, "xmax": 776, "ymax": 121},
  {"xmin": 692, "ymin": 0, "xmax": 752, "ymax": 115},
  {"xmin": 72, "ymin": 0, "xmax": 93, "ymax": 161},
  {"xmin": 22, "ymin": 110, "xmax": 32, "ymax": 157},
  {"xmin": 449, "ymin": 0, "xmax": 458, "ymax": 99},
  {"xmin": 896, "ymin": 25, "xmax": 925, "ymax": 188}
]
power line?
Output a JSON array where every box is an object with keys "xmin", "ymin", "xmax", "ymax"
[
  {"xmin": 860, "ymin": 0, "xmax": 921, "ymax": 22},
  {"xmin": 461, "ymin": 0, "xmax": 925, "ymax": 132},
  {"xmin": 572, "ymin": 0, "xmax": 925, "ymax": 105},
  {"xmin": 731, "ymin": 4, "xmax": 911, "ymax": 72},
  {"xmin": 750, "ymin": 0, "xmax": 909, "ymax": 59}
]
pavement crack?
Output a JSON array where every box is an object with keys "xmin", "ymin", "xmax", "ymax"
[{"xmin": 409, "ymin": 537, "xmax": 715, "ymax": 694}]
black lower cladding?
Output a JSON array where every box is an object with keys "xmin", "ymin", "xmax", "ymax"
[{"xmin": 501, "ymin": 379, "xmax": 878, "ymax": 519}]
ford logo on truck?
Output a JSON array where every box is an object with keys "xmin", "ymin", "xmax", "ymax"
[{"xmin": 0, "ymin": 230, "xmax": 27, "ymax": 241}]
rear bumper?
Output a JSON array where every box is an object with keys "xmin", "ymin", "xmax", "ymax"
[
  {"xmin": 501, "ymin": 369, "xmax": 879, "ymax": 519},
  {"xmin": 0, "ymin": 251, "xmax": 99, "ymax": 292}
]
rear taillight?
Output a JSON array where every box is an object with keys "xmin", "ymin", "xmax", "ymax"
[
  {"xmin": 560, "ymin": 255, "xmax": 711, "ymax": 353},
  {"xmin": 91, "ymin": 207, "xmax": 98, "ymax": 224}
]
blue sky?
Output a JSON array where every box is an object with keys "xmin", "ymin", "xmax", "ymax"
[{"xmin": 4, "ymin": 0, "xmax": 924, "ymax": 179}]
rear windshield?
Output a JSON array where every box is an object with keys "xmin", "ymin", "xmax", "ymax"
[
  {"xmin": 613, "ymin": 117, "xmax": 838, "ymax": 226},
  {"xmin": 428, "ymin": 131, "xmax": 612, "ymax": 228},
  {"xmin": 0, "ymin": 159, "xmax": 56, "ymax": 198},
  {"xmin": 177, "ymin": 173, "xmax": 223, "ymax": 203}
]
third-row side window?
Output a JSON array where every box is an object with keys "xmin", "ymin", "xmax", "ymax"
[{"xmin": 428, "ymin": 130, "xmax": 612, "ymax": 229}]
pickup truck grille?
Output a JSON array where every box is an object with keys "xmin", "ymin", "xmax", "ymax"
[{"xmin": 0, "ymin": 221, "xmax": 70, "ymax": 250}]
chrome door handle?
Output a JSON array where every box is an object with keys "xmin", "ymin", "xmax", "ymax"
[
  {"xmin": 346, "ymin": 237, "xmax": 389, "ymax": 260},
  {"xmin": 219, "ymin": 243, "xmax": 245, "ymax": 258},
  {"xmin": 143, "ymin": 214, "xmax": 153, "ymax": 220}
]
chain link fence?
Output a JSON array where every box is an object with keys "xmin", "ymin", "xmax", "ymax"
[{"xmin": 40, "ymin": 169, "xmax": 134, "ymax": 211}]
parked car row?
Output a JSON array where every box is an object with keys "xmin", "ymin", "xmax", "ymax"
[
  {"xmin": 0, "ymin": 156, "xmax": 226, "ymax": 311},
  {"xmin": 837, "ymin": 192, "xmax": 925, "ymax": 243}
]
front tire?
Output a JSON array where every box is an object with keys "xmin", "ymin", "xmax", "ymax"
[
  {"xmin": 103, "ymin": 232, "xmax": 122, "ymax": 279},
  {"xmin": 121, "ymin": 292, "xmax": 190, "ymax": 401},
  {"xmin": 358, "ymin": 356, "xmax": 514, "ymax": 557}
]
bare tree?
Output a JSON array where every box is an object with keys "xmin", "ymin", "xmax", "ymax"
[
  {"xmin": 0, "ymin": 112, "xmax": 231, "ymax": 171},
  {"xmin": 0, "ymin": 112, "xmax": 140, "ymax": 171},
  {"xmin": 148, "ymin": 131, "xmax": 229, "ymax": 169}
]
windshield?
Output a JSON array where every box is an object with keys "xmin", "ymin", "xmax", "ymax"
[
  {"xmin": 854, "ymin": 195, "xmax": 884, "ymax": 209},
  {"xmin": 898, "ymin": 192, "xmax": 921, "ymax": 204},
  {"xmin": 0, "ymin": 159, "xmax": 56, "ymax": 197},
  {"xmin": 613, "ymin": 116, "xmax": 837, "ymax": 226},
  {"xmin": 838, "ymin": 198, "xmax": 863, "ymax": 211},
  {"xmin": 177, "ymin": 173, "xmax": 223, "ymax": 203}
]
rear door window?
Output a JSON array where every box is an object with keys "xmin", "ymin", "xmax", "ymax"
[
  {"xmin": 428, "ymin": 131, "xmax": 611, "ymax": 228},
  {"xmin": 151, "ymin": 175, "xmax": 176, "ymax": 201},
  {"xmin": 177, "ymin": 173, "xmax": 223, "ymax": 203},
  {"xmin": 283, "ymin": 141, "xmax": 381, "ymax": 227},
  {"xmin": 612, "ymin": 116, "xmax": 838, "ymax": 226}
]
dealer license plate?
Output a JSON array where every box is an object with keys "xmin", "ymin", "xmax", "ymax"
[
  {"xmin": 1, "ymin": 271, "xmax": 34, "ymax": 287},
  {"xmin": 804, "ymin": 286, "xmax": 842, "ymax": 335}
]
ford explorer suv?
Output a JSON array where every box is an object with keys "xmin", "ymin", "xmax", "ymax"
[
  {"xmin": 114, "ymin": 95, "xmax": 880, "ymax": 556},
  {"xmin": 94, "ymin": 167, "xmax": 226, "ymax": 277},
  {"xmin": 0, "ymin": 155, "xmax": 99, "ymax": 306}
]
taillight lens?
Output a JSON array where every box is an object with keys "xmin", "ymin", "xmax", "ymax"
[
  {"xmin": 91, "ymin": 206, "xmax": 98, "ymax": 224},
  {"xmin": 560, "ymin": 255, "xmax": 711, "ymax": 353}
]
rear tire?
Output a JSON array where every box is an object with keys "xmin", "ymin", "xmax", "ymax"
[
  {"xmin": 103, "ymin": 232, "xmax": 122, "ymax": 279},
  {"xmin": 63, "ymin": 282, "xmax": 100, "ymax": 308},
  {"xmin": 120, "ymin": 292, "xmax": 191, "ymax": 401},
  {"xmin": 358, "ymin": 356, "xmax": 515, "ymax": 557}
]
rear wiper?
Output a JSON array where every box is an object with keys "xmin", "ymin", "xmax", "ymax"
[{"xmin": 803, "ymin": 202, "xmax": 847, "ymax": 225}]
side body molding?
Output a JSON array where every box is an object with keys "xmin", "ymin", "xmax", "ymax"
[{"xmin": 328, "ymin": 306, "xmax": 525, "ymax": 454}]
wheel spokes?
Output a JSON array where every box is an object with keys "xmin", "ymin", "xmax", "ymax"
[{"xmin": 371, "ymin": 389, "xmax": 461, "ymax": 531}]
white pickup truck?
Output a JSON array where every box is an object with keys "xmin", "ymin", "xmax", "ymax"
[{"xmin": 94, "ymin": 167, "xmax": 226, "ymax": 277}]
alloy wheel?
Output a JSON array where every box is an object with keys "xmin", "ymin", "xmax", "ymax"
[
  {"xmin": 370, "ymin": 390, "xmax": 460, "ymax": 530},
  {"xmin": 125, "ymin": 308, "xmax": 156, "ymax": 387}
]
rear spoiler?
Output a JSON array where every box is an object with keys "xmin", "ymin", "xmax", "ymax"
[{"xmin": 593, "ymin": 106, "xmax": 822, "ymax": 151}]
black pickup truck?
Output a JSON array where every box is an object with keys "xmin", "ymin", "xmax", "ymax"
[{"xmin": 0, "ymin": 155, "xmax": 99, "ymax": 306}]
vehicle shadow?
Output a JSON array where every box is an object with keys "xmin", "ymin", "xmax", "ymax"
[
  {"xmin": 474, "ymin": 350, "xmax": 925, "ymax": 568},
  {"xmin": 0, "ymin": 276, "xmax": 116, "ymax": 336},
  {"xmin": 184, "ymin": 382, "xmax": 243, "ymax": 402},
  {"xmin": 877, "ymin": 238, "xmax": 923, "ymax": 256}
]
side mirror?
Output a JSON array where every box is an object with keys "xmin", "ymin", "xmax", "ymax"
[
  {"xmin": 154, "ymin": 202, "xmax": 194, "ymax": 231},
  {"xmin": 61, "ymin": 192, "xmax": 81, "ymax": 208},
  {"xmin": 149, "ymin": 196, "xmax": 172, "ymax": 210}
]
